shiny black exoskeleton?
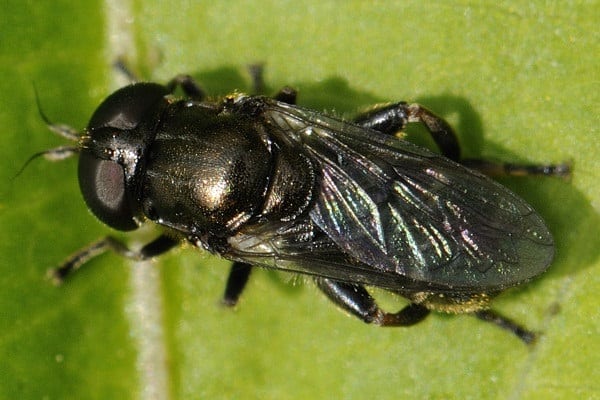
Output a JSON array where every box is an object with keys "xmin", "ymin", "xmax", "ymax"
[
  {"xmin": 39, "ymin": 70, "xmax": 570, "ymax": 344},
  {"xmin": 79, "ymin": 82, "xmax": 315, "ymax": 252}
]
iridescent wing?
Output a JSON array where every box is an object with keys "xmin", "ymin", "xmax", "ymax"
[{"xmin": 230, "ymin": 99, "xmax": 554, "ymax": 292}]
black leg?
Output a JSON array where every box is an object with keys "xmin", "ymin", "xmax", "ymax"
[
  {"xmin": 247, "ymin": 63, "xmax": 297, "ymax": 104},
  {"xmin": 354, "ymin": 102, "xmax": 571, "ymax": 178},
  {"xmin": 49, "ymin": 234, "xmax": 179, "ymax": 284},
  {"xmin": 165, "ymin": 75, "xmax": 206, "ymax": 100},
  {"xmin": 353, "ymin": 102, "xmax": 461, "ymax": 161},
  {"xmin": 113, "ymin": 58, "xmax": 140, "ymax": 82},
  {"xmin": 315, "ymin": 278, "xmax": 430, "ymax": 326},
  {"xmin": 222, "ymin": 262, "xmax": 253, "ymax": 307},
  {"xmin": 112, "ymin": 59, "xmax": 206, "ymax": 100},
  {"xmin": 273, "ymin": 86, "xmax": 297, "ymax": 104},
  {"xmin": 316, "ymin": 278, "xmax": 539, "ymax": 343},
  {"xmin": 462, "ymin": 158, "xmax": 571, "ymax": 179},
  {"xmin": 247, "ymin": 64, "xmax": 266, "ymax": 95},
  {"xmin": 475, "ymin": 309, "xmax": 537, "ymax": 345}
]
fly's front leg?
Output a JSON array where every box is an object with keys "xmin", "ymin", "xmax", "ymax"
[
  {"xmin": 49, "ymin": 234, "xmax": 179, "ymax": 284},
  {"xmin": 112, "ymin": 58, "xmax": 206, "ymax": 100},
  {"xmin": 113, "ymin": 59, "xmax": 140, "ymax": 83},
  {"xmin": 315, "ymin": 278, "xmax": 430, "ymax": 326},
  {"xmin": 166, "ymin": 75, "xmax": 206, "ymax": 100}
]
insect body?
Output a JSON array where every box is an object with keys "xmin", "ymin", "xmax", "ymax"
[{"xmin": 38, "ymin": 72, "xmax": 569, "ymax": 343}]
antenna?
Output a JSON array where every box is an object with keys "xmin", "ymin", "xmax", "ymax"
[{"xmin": 15, "ymin": 86, "xmax": 81, "ymax": 178}]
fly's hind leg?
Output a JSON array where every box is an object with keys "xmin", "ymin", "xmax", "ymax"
[
  {"xmin": 353, "ymin": 102, "xmax": 570, "ymax": 178},
  {"xmin": 316, "ymin": 278, "xmax": 538, "ymax": 344},
  {"xmin": 315, "ymin": 278, "xmax": 430, "ymax": 326},
  {"xmin": 461, "ymin": 158, "xmax": 571, "ymax": 179}
]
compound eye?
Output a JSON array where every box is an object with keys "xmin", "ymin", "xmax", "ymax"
[
  {"xmin": 88, "ymin": 83, "xmax": 169, "ymax": 131},
  {"xmin": 78, "ymin": 150, "xmax": 138, "ymax": 231}
]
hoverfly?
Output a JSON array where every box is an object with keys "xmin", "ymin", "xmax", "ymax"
[{"xmin": 33, "ymin": 67, "xmax": 569, "ymax": 344}]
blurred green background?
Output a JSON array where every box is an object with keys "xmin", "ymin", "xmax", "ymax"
[{"xmin": 0, "ymin": 1, "xmax": 598, "ymax": 399}]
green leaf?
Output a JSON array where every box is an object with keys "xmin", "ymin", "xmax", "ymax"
[{"xmin": 1, "ymin": 2, "xmax": 598, "ymax": 399}]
